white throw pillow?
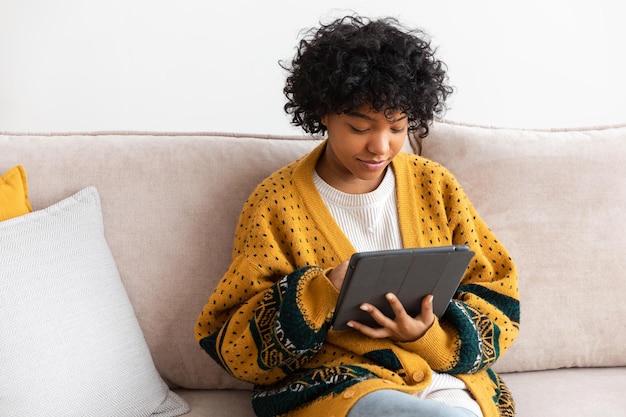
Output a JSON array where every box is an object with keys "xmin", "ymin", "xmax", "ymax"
[{"xmin": 0, "ymin": 187, "xmax": 189, "ymax": 417}]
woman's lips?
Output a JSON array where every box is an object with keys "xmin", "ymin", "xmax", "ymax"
[{"xmin": 358, "ymin": 159, "xmax": 388, "ymax": 171}]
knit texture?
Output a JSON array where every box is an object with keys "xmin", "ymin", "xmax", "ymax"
[{"xmin": 196, "ymin": 141, "xmax": 520, "ymax": 417}]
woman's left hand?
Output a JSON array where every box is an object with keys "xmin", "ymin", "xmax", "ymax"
[{"xmin": 347, "ymin": 293, "xmax": 435, "ymax": 342}]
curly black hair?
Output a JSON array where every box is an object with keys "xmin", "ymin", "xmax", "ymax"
[{"xmin": 281, "ymin": 15, "xmax": 453, "ymax": 138}]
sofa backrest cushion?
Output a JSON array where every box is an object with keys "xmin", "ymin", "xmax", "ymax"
[
  {"xmin": 415, "ymin": 122, "xmax": 626, "ymax": 373},
  {"xmin": 3, "ymin": 124, "xmax": 624, "ymax": 390},
  {"xmin": 0, "ymin": 133, "xmax": 324, "ymax": 390}
]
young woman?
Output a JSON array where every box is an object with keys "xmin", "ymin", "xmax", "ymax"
[{"xmin": 196, "ymin": 15, "xmax": 519, "ymax": 417}]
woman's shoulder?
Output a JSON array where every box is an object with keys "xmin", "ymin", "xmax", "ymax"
[
  {"xmin": 245, "ymin": 144, "xmax": 322, "ymax": 206},
  {"xmin": 394, "ymin": 151, "xmax": 455, "ymax": 179},
  {"xmin": 245, "ymin": 160, "xmax": 300, "ymax": 203}
]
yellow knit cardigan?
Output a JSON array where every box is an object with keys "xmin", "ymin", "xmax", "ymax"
[{"xmin": 196, "ymin": 141, "xmax": 520, "ymax": 417}]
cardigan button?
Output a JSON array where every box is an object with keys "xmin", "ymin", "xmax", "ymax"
[
  {"xmin": 343, "ymin": 389, "xmax": 356, "ymax": 399},
  {"xmin": 412, "ymin": 371, "xmax": 425, "ymax": 383}
]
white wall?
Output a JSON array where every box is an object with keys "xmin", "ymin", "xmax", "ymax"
[{"xmin": 1, "ymin": 0, "xmax": 624, "ymax": 134}]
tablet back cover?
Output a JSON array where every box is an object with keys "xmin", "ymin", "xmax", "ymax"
[{"xmin": 333, "ymin": 246, "xmax": 474, "ymax": 330}]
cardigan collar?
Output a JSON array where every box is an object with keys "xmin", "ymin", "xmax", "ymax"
[{"xmin": 290, "ymin": 140, "xmax": 422, "ymax": 260}]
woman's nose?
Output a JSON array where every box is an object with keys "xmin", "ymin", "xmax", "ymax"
[{"xmin": 367, "ymin": 131, "xmax": 391, "ymax": 155}]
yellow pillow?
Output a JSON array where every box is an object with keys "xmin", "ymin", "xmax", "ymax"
[{"xmin": 0, "ymin": 165, "xmax": 33, "ymax": 221}]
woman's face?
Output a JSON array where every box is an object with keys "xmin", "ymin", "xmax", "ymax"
[{"xmin": 317, "ymin": 105, "xmax": 408, "ymax": 194}]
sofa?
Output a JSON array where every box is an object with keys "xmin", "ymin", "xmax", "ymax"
[{"xmin": 1, "ymin": 120, "xmax": 625, "ymax": 417}]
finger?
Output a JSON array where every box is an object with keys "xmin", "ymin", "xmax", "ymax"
[
  {"xmin": 418, "ymin": 295, "xmax": 435, "ymax": 323},
  {"xmin": 327, "ymin": 259, "xmax": 350, "ymax": 291},
  {"xmin": 359, "ymin": 303, "xmax": 396, "ymax": 329},
  {"xmin": 347, "ymin": 319, "xmax": 391, "ymax": 339},
  {"xmin": 384, "ymin": 292, "xmax": 410, "ymax": 319}
]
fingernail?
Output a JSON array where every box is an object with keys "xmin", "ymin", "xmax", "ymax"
[
  {"xmin": 360, "ymin": 304, "xmax": 370, "ymax": 312},
  {"xmin": 346, "ymin": 321, "xmax": 354, "ymax": 328},
  {"xmin": 385, "ymin": 293, "xmax": 394, "ymax": 300}
]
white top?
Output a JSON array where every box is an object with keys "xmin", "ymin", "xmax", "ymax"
[
  {"xmin": 314, "ymin": 167, "xmax": 483, "ymax": 417},
  {"xmin": 312, "ymin": 167, "xmax": 402, "ymax": 253}
]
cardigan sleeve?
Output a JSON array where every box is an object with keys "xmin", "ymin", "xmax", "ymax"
[
  {"xmin": 195, "ymin": 171, "xmax": 341, "ymax": 385},
  {"xmin": 196, "ymin": 257, "xmax": 338, "ymax": 384},
  {"xmin": 398, "ymin": 164, "xmax": 520, "ymax": 374}
]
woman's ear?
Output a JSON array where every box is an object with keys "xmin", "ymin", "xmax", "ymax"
[{"xmin": 320, "ymin": 115, "xmax": 328, "ymax": 127}]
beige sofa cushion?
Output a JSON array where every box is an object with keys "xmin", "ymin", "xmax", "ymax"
[
  {"xmin": 0, "ymin": 132, "xmax": 322, "ymax": 390},
  {"xmin": 415, "ymin": 122, "xmax": 626, "ymax": 373},
  {"xmin": 0, "ymin": 132, "xmax": 415, "ymax": 391}
]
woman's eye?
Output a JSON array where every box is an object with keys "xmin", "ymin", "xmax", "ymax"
[
  {"xmin": 390, "ymin": 124, "xmax": 407, "ymax": 133},
  {"xmin": 350, "ymin": 125, "xmax": 369, "ymax": 133}
]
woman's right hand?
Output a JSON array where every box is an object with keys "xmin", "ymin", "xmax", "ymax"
[{"xmin": 327, "ymin": 259, "xmax": 350, "ymax": 291}]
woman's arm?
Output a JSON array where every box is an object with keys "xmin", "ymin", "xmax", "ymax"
[
  {"xmin": 398, "ymin": 171, "xmax": 520, "ymax": 373},
  {"xmin": 196, "ymin": 250, "xmax": 339, "ymax": 385}
]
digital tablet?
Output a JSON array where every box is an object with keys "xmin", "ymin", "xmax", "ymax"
[{"xmin": 332, "ymin": 245, "xmax": 475, "ymax": 331}]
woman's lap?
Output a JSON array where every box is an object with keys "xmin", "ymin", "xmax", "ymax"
[{"xmin": 347, "ymin": 389, "xmax": 478, "ymax": 417}]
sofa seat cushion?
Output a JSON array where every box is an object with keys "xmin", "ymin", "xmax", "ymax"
[
  {"xmin": 176, "ymin": 360, "xmax": 625, "ymax": 416},
  {"xmin": 501, "ymin": 367, "xmax": 626, "ymax": 417},
  {"xmin": 175, "ymin": 367, "xmax": 626, "ymax": 417},
  {"xmin": 174, "ymin": 389, "xmax": 255, "ymax": 417}
]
